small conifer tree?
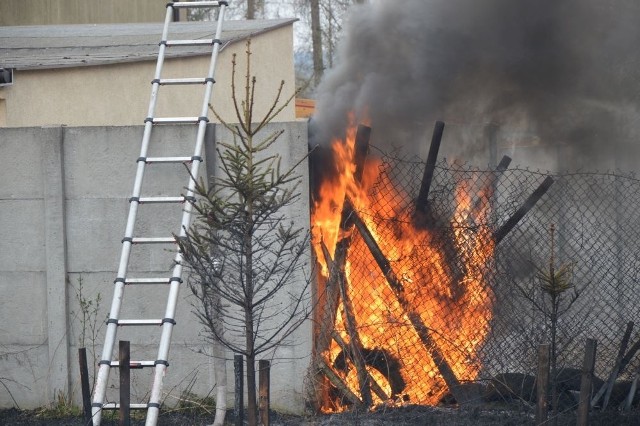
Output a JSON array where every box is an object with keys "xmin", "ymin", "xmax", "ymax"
[{"xmin": 178, "ymin": 40, "xmax": 311, "ymax": 426}]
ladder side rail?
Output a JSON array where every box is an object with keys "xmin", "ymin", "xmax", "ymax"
[
  {"xmin": 145, "ymin": 4, "xmax": 227, "ymax": 425},
  {"xmin": 92, "ymin": 5, "xmax": 176, "ymax": 425}
]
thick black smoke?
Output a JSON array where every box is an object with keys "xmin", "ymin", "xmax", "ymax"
[{"xmin": 310, "ymin": 0, "xmax": 640, "ymax": 171}]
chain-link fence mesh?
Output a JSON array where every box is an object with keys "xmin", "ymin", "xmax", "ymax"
[{"xmin": 315, "ymin": 148, "xmax": 640, "ymax": 410}]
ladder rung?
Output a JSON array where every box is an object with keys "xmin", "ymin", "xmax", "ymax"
[
  {"xmin": 125, "ymin": 277, "xmax": 173, "ymax": 285},
  {"xmin": 170, "ymin": 1, "xmax": 226, "ymax": 9},
  {"xmin": 136, "ymin": 196, "xmax": 188, "ymax": 204},
  {"xmin": 117, "ymin": 319, "xmax": 163, "ymax": 326},
  {"xmin": 165, "ymin": 39, "xmax": 215, "ymax": 47},
  {"xmin": 150, "ymin": 117, "xmax": 201, "ymax": 124},
  {"xmin": 131, "ymin": 237, "xmax": 176, "ymax": 244},
  {"xmin": 157, "ymin": 77, "xmax": 207, "ymax": 85},
  {"xmin": 109, "ymin": 360, "xmax": 155, "ymax": 368},
  {"xmin": 143, "ymin": 156, "xmax": 195, "ymax": 164},
  {"xmin": 102, "ymin": 403, "xmax": 148, "ymax": 410}
]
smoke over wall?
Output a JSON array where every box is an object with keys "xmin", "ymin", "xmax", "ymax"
[{"xmin": 310, "ymin": 0, "xmax": 640, "ymax": 171}]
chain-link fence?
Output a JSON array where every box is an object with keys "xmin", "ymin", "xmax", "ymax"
[{"xmin": 316, "ymin": 148, "xmax": 640, "ymax": 410}]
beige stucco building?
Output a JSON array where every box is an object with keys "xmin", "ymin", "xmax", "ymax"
[
  {"xmin": 0, "ymin": 18, "xmax": 298, "ymax": 127},
  {"xmin": 1, "ymin": 0, "xmax": 184, "ymax": 26}
]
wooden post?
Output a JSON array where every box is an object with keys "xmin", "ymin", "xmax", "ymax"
[
  {"xmin": 592, "ymin": 321, "xmax": 633, "ymax": 409},
  {"xmin": 78, "ymin": 348, "xmax": 92, "ymax": 423},
  {"xmin": 536, "ymin": 344, "xmax": 550, "ymax": 425},
  {"xmin": 234, "ymin": 354, "xmax": 244, "ymax": 426},
  {"xmin": 485, "ymin": 122, "xmax": 499, "ymax": 168},
  {"xmin": 577, "ymin": 338, "xmax": 597, "ymax": 426},
  {"xmin": 259, "ymin": 360, "xmax": 270, "ymax": 426},
  {"xmin": 353, "ymin": 124, "xmax": 371, "ymax": 183},
  {"xmin": 414, "ymin": 121, "xmax": 445, "ymax": 228},
  {"xmin": 119, "ymin": 341, "xmax": 130, "ymax": 426}
]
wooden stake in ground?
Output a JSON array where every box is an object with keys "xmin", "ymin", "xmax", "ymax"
[
  {"xmin": 536, "ymin": 344, "xmax": 550, "ymax": 425},
  {"xmin": 577, "ymin": 338, "xmax": 597, "ymax": 426},
  {"xmin": 259, "ymin": 360, "xmax": 270, "ymax": 426},
  {"xmin": 119, "ymin": 340, "xmax": 131, "ymax": 426},
  {"xmin": 78, "ymin": 348, "xmax": 92, "ymax": 423},
  {"xmin": 623, "ymin": 371, "xmax": 639, "ymax": 411}
]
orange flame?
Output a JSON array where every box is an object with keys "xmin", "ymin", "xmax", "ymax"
[{"xmin": 312, "ymin": 121, "xmax": 495, "ymax": 411}]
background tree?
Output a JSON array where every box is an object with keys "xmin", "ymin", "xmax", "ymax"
[
  {"xmin": 517, "ymin": 224, "xmax": 584, "ymax": 424},
  {"xmin": 197, "ymin": 0, "xmax": 366, "ymax": 95},
  {"xmin": 178, "ymin": 41, "xmax": 312, "ymax": 426},
  {"xmin": 310, "ymin": 0, "xmax": 324, "ymax": 87}
]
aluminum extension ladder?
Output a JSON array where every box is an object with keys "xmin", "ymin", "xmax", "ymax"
[{"xmin": 91, "ymin": 2, "xmax": 227, "ymax": 425}]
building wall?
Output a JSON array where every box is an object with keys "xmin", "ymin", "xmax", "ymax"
[
  {"xmin": 0, "ymin": 0, "xmax": 169, "ymax": 26},
  {"xmin": 0, "ymin": 25, "xmax": 296, "ymax": 127},
  {"xmin": 0, "ymin": 122, "xmax": 312, "ymax": 413}
]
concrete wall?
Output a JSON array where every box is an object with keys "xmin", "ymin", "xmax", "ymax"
[
  {"xmin": 0, "ymin": 25, "xmax": 296, "ymax": 127},
  {"xmin": 0, "ymin": 0, "xmax": 168, "ymax": 26},
  {"xmin": 0, "ymin": 122, "xmax": 312, "ymax": 414}
]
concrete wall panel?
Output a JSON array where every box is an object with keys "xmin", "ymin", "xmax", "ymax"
[
  {"xmin": 0, "ymin": 344, "xmax": 49, "ymax": 409},
  {"xmin": 0, "ymin": 122, "xmax": 312, "ymax": 413},
  {"xmin": 65, "ymin": 198, "xmax": 126, "ymax": 272},
  {"xmin": 0, "ymin": 127, "xmax": 44, "ymax": 199},
  {"xmin": 63, "ymin": 126, "xmax": 140, "ymax": 199},
  {"xmin": 0, "ymin": 199, "xmax": 45, "ymax": 271},
  {"xmin": 0, "ymin": 272, "xmax": 47, "ymax": 345}
]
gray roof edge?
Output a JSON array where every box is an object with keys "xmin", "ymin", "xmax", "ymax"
[
  {"xmin": 1, "ymin": 18, "xmax": 297, "ymax": 71},
  {"xmin": 221, "ymin": 17, "xmax": 298, "ymax": 50}
]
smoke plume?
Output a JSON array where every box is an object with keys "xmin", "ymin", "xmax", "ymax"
[{"xmin": 310, "ymin": 0, "xmax": 640, "ymax": 171}]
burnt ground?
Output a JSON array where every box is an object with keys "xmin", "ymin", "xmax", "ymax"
[{"xmin": 2, "ymin": 405, "xmax": 640, "ymax": 426}]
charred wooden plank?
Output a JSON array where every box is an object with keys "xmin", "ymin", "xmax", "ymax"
[
  {"xmin": 317, "ymin": 359, "xmax": 363, "ymax": 408},
  {"xmin": 332, "ymin": 332, "xmax": 391, "ymax": 402},
  {"xmin": 345, "ymin": 197, "xmax": 477, "ymax": 403},
  {"xmin": 314, "ymin": 125, "xmax": 371, "ymax": 409},
  {"xmin": 591, "ymin": 321, "xmax": 634, "ymax": 409},
  {"xmin": 494, "ymin": 176, "xmax": 554, "ymax": 244},
  {"xmin": 336, "ymin": 253, "xmax": 373, "ymax": 407},
  {"xmin": 317, "ymin": 124, "xmax": 371, "ymax": 347}
]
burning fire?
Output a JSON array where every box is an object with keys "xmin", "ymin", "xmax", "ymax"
[{"xmin": 311, "ymin": 121, "xmax": 495, "ymax": 410}]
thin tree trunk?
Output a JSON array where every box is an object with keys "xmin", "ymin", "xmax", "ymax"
[
  {"xmin": 310, "ymin": 0, "xmax": 324, "ymax": 86},
  {"xmin": 211, "ymin": 340, "xmax": 227, "ymax": 425},
  {"xmin": 245, "ymin": 256, "xmax": 258, "ymax": 425},
  {"xmin": 247, "ymin": 0, "xmax": 256, "ymax": 19}
]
